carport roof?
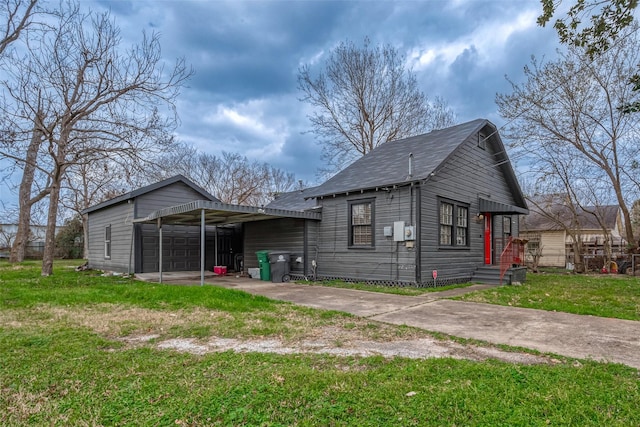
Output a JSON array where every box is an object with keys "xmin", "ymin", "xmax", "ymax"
[{"xmin": 134, "ymin": 199, "xmax": 322, "ymax": 226}]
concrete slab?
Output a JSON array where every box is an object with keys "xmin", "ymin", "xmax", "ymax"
[
  {"xmin": 371, "ymin": 300, "xmax": 640, "ymax": 368},
  {"xmin": 222, "ymin": 282, "xmax": 425, "ymax": 317}
]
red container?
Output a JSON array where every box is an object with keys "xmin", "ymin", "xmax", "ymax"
[{"xmin": 213, "ymin": 266, "xmax": 227, "ymax": 275}]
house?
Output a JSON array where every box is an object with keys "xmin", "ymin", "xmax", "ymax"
[
  {"xmin": 520, "ymin": 196, "xmax": 626, "ymax": 270},
  {"xmin": 83, "ymin": 119, "xmax": 529, "ymax": 285},
  {"xmin": 0, "ymin": 223, "xmax": 49, "ymax": 257}
]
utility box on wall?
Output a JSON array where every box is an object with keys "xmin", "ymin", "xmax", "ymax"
[
  {"xmin": 404, "ymin": 225, "xmax": 415, "ymax": 241},
  {"xmin": 393, "ymin": 221, "xmax": 405, "ymax": 241}
]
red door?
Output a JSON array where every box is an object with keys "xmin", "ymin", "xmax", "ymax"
[{"xmin": 484, "ymin": 213, "xmax": 492, "ymax": 265}]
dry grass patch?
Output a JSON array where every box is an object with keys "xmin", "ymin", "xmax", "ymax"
[
  {"xmin": 0, "ymin": 303, "xmax": 430, "ymax": 343},
  {"xmin": 0, "ymin": 303, "xmax": 556, "ymax": 365}
]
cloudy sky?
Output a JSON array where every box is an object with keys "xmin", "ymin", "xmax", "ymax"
[
  {"xmin": 1, "ymin": 0, "xmax": 565, "ymax": 209},
  {"xmin": 93, "ymin": 0, "xmax": 562, "ymax": 182}
]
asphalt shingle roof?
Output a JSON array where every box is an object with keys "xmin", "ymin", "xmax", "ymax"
[
  {"xmin": 266, "ymin": 187, "xmax": 319, "ymax": 211},
  {"xmin": 303, "ymin": 119, "xmax": 490, "ymax": 198}
]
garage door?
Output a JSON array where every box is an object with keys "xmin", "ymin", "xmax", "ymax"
[{"xmin": 141, "ymin": 230, "xmax": 202, "ymax": 273}]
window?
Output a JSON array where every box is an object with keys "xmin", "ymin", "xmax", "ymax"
[
  {"xmin": 439, "ymin": 202, "xmax": 453, "ymax": 245},
  {"xmin": 503, "ymin": 216, "xmax": 512, "ymax": 236},
  {"xmin": 349, "ymin": 199, "xmax": 374, "ymax": 247},
  {"xmin": 456, "ymin": 206, "xmax": 468, "ymax": 245},
  {"xmin": 439, "ymin": 200, "xmax": 469, "ymax": 247},
  {"xmin": 104, "ymin": 225, "xmax": 111, "ymax": 259},
  {"xmin": 478, "ymin": 132, "xmax": 486, "ymax": 150}
]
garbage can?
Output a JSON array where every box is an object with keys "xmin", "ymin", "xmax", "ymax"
[
  {"xmin": 256, "ymin": 250, "xmax": 271, "ymax": 281},
  {"xmin": 268, "ymin": 251, "xmax": 291, "ymax": 282}
]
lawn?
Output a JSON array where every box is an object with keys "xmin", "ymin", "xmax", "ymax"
[
  {"xmin": 1, "ymin": 261, "xmax": 639, "ymax": 426},
  {"xmin": 459, "ymin": 273, "xmax": 640, "ymax": 321}
]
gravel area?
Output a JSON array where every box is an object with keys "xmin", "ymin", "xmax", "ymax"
[{"xmin": 121, "ymin": 328, "xmax": 559, "ymax": 365}]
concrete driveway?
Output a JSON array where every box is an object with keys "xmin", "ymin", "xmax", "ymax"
[{"xmin": 158, "ymin": 274, "xmax": 640, "ymax": 369}]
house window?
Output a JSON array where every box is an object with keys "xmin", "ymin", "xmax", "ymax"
[
  {"xmin": 439, "ymin": 203, "xmax": 453, "ymax": 245},
  {"xmin": 439, "ymin": 200, "xmax": 469, "ymax": 247},
  {"xmin": 503, "ymin": 216, "xmax": 512, "ymax": 236},
  {"xmin": 349, "ymin": 199, "xmax": 374, "ymax": 247},
  {"xmin": 478, "ymin": 132, "xmax": 487, "ymax": 150},
  {"xmin": 456, "ymin": 206, "xmax": 468, "ymax": 245},
  {"xmin": 104, "ymin": 225, "xmax": 111, "ymax": 259}
]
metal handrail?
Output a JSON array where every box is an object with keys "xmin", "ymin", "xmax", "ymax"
[
  {"xmin": 499, "ymin": 237, "xmax": 513, "ymax": 285},
  {"xmin": 499, "ymin": 237, "xmax": 526, "ymax": 284}
]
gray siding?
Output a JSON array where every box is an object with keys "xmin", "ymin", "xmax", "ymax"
[
  {"xmin": 315, "ymin": 187, "xmax": 418, "ymax": 284},
  {"xmin": 135, "ymin": 182, "xmax": 211, "ymax": 218},
  {"xmin": 419, "ymin": 132, "xmax": 520, "ymax": 283},
  {"xmin": 244, "ymin": 218, "xmax": 310, "ymax": 277},
  {"xmin": 87, "ymin": 181, "xmax": 212, "ymax": 273},
  {"xmin": 86, "ymin": 201, "xmax": 134, "ymax": 273}
]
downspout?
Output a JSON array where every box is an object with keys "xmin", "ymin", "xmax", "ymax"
[
  {"xmin": 200, "ymin": 208, "xmax": 205, "ymax": 286},
  {"xmin": 303, "ymin": 219, "xmax": 308, "ymax": 278},
  {"xmin": 128, "ymin": 199, "xmax": 134, "ymax": 275},
  {"xmin": 415, "ymin": 183, "xmax": 422, "ymax": 285},
  {"xmin": 158, "ymin": 218, "xmax": 163, "ymax": 284}
]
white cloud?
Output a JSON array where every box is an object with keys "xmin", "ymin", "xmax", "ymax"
[
  {"xmin": 202, "ymin": 100, "xmax": 290, "ymax": 160},
  {"xmin": 409, "ymin": 9, "xmax": 539, "ymax": 71}
]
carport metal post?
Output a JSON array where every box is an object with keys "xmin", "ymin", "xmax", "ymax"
[
  {"xmin": 158, "ymin": 218, "xmax": 163, "ymax": 284},
  {"xmin": 200, "ymin": 208, "xmax": 205, "ymax": 286}
]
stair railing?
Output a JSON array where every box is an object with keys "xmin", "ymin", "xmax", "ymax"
[
  {"xmin": 499, "ymin": 237, "xmax": 513, "ymax": 285},
  {"xmin": 499, "ymin": 237, "xmax": 526, "ymax": 284}
]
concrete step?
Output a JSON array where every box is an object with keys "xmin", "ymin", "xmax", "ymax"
[{"xmin": 471, "ymin": 266, "xmax": 511, "ymax": 285}]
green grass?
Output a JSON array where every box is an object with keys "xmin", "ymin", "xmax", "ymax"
[
  {"xmin": 303, "ymin": 279, "xmax": 474, "ymax": 296},
  {"xmin": 1, "ymin": 261, "xmax": 640, "ymax": 425},
  {"xmin": 459, "ymin": 273, "xmax": 640, "ymax": 320}
]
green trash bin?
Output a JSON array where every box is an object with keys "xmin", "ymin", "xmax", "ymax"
[{"xmin": 256, "ymin": 250, "xmax": 271, "ymax": 281}]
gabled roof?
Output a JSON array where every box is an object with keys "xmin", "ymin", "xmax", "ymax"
[
  {"xmin": 266, "ymin": 187, "xmax": 320, "ymax": 211},
  {"xmin": 303, "ymin": 119, "xmax": 526, "ymax": 212},
  {"xmin": 522, "ymin": 196, "xmax": 620, "ymax": 232},
  {"xmin": 82, "ymin": 175, "xmax": 219, "ymax": 215}
]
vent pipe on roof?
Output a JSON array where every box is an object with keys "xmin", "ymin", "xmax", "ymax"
[{"xmin": 408, "ymin": 153, "xmax": 413, "ymax": 178}]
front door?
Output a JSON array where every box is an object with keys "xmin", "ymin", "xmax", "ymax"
[{"xmin": 484, "ymin": 213, "xmax": 492, "ymax": 265}]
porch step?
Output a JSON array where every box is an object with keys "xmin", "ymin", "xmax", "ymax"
[{"xmin": 471, "ymin": 266, "xmax": 511, "ymax": 285}]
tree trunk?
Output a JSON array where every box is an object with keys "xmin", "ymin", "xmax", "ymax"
[
  {"xmin": 10, "ymin": 194, "xmax": 32, "ymax": 262},
  {"xmin": 571, "ymin": 237, "xmax": 585, "ymax": 273},
  {"xmin": 10, "ymin": 119, "xmax": 47, "ymax": 262},
  {"xmin": 41, "ymin": 177, "xmax": 61, "ymax": 276}
]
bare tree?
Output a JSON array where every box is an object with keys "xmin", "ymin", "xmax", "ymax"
[
  {"xmin": 0, "ymin": 2, "xmax": 191, "ymax": 275},
  {"xmin": 497, "ymin": 29, "xmax": 640, "ymax": 248},
  {"xmin": 0, "ymin": 0, "xmax": 37, "ymax": 56},
  {"xmin": 298, "ymin": 37, "xmax": 456, "ymax": 174},
  {"xmin": 60, "ymin": 159, "xmax": 136, "ymax": 258},
  {"xmin": 632, "ymin": 199, "xmax": 640, "ymax": 241},
  {"xmin": 152, "ymin": 147, "xmax": 297, "ymax": 206},
  {"xmin": 0, "ymin": 224, "xmax": 17, "ymax": 249}
]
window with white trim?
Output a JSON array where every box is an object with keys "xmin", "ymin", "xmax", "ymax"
[{"xmin": 104, "ymin": 225, "xmax": 111, "ymax": 259}]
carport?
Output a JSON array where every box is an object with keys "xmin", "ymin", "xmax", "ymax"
[{"xmin": 134, "ymin": 200, "xmax": 322, "ymax": 285}]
